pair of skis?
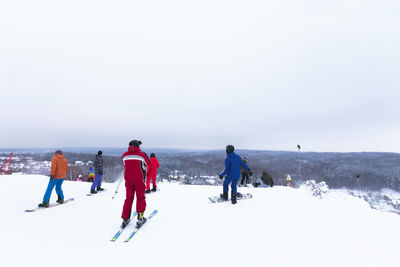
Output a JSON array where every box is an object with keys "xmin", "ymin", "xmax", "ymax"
[{"xmin": 110, "ymin": 209, "xmax": 158, "ymax": 242}]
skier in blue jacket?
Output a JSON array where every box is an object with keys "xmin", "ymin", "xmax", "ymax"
[{"xmin": 219, "ymin": 145, "xmax": 252, "ymax": 204}]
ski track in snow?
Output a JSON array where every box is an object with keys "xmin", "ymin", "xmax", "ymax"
[{"xmin": 0, "ymin": 174, "xmax": 399, "ymax": 267}]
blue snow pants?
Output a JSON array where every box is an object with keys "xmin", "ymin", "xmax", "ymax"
[
  {"xmin": 91, "ymin": 174, "xmax": 103, "ymax": 190},
  {"xmin": 43, "ymin": 178, "xmax": 64, "ymax": 203},
  {"xmin": 223, "ymin": 176, "xmax": 241, "ymax": 195}
]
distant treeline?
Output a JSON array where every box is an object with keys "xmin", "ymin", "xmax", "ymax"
[
  {"xmin": 2, "ymin": 150, "xmax": 400, "ymax": 191},
  {"xmin": 155, "ymin": 150, "xmax": 400, "ymax": 191}
]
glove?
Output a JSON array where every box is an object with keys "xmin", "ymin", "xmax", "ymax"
[
  {"xmin": 50, "ymin": 175, "xmax": 54, "ymax": 181},
  {"xmin": 248, "ymin": 171, "xmax": 253, "ymax": 176},
  {"xmin": 219, "ymin": 175, "xmax": 224, "ymax": 179}
]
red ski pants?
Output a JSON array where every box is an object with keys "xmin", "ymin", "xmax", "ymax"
[
  {"xmin": 146, "ymin": 172, "xmax": 157, "ymax": 191},
  {"xmin": 121, "ymin": 180, "xmax": 146, "ymax": 220}
]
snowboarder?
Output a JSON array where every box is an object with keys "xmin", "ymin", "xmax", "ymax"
[
  {"xmin": 253, "ymin": 170, "xmax": 274, "ymax": 187},
  {"xmin": 219, "ymin": 145, "xmax": 253, "ymax": 204},
  {"xmin": 38, "ymin": 150, "xmax": 68, "ymax": 207},
  {"xmin": 120, "ymin": 140, "xmax": 151, "ymax": 228},
  {"xmin": 146, "ymin": 153, "xmax": 160, "ymax": 193},
  {"xmin": 88, "ymin": 166, "xmax": 95, "ymax": 182},
  {"xmin": 239, "ymin": 157, "xmax": 250, "ymax": 186},
  {"xmin": 90, "ymin": 151, "xmax": 104, "ymax": 194}
]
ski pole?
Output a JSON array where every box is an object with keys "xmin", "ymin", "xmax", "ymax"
[
  {"xmin": 297, "ymin": 144, "xmax": 301, "ymax": 181},
  {"xmin": 112, "ymin": 175, "xmax": 124, "ymax": 200}
]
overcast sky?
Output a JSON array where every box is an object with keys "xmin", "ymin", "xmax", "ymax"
[{"xmin": 1, "ymin": 0, "xmax": 400, "ymax": 152}]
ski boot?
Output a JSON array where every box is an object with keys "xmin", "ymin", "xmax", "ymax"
[
  {"xmin": 56, "ymin": 194, "xmax": 64, "ymax": 204},
  {"xmin": 121, "ymin": 218, "xmax": 130, "ymax": 229},
  {"xmin": 151, "ymin": 186, "xmax": 157, "ymax": 192},
  {"xmin": 136, "ymin": 212, "xmax": 147, "ymax": 228},
  {"xmin": 220, "ymin": 192, "xmax": 228, "ymax": 201},
  {"xmin": 38, "ymin": 202, "xmax": 49, "ymax": 208},
  {"xmin": 90, "ymin": 189, "xmax": 97, "ymax": 194},
  {"xmin": 97, "ymin": 187, "xmax": 104, "ymax": 191},
  {"xmin": 236, "ymin": 192, "xmax": 242, "ymax": 199},
  {"xmin": 231, "ymin": 193, "xmax": 237, "ymax": 204},
  {"xmin": 145, "ymin": 190, "xmax": 151, "ymax": 194}
]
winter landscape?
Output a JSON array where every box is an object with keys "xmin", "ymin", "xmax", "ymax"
[{"xmin": 2, "ymin": 0, "xmax": 400, "ymax": 266}]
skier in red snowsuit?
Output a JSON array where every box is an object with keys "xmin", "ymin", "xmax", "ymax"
[
  {"xmin": 120, "ymin": 140, "xmax": 151, "ymax": 228},
  {"xmin": 146, "ymin": 153, "xmax": 160, "ymax": 193}
]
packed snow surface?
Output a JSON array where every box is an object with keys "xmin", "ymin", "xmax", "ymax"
[{"xmin": 1, "ymin": 174, "xmax": 399, "ymax": 267}]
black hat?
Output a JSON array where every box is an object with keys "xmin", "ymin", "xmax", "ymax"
[
  {"xmin": 150, "ymin": 153, "xmax": 156, "ymax": 158},
  {"xmin": 129, "ymin": 140, "xmax": 142, "ymax": 147},
  {"xmin": 226, "ymin": 145, "xmax": 234, "ymax": 154},
  {"xmin": 55, "ymin": 150, "xmax": 63, "ymax": 155},
  {"xmin": 98, "ymin": 150, "xmax": 103, "ymax": 155}
]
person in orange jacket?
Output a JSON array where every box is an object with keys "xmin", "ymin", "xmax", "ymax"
[
  {"xmin": 145, "ymin": 153, "xmax": 160, "ymax": 193},
  {"xmin": 38, "ymin": 150, "xmax": 68, "ymax": 207}
]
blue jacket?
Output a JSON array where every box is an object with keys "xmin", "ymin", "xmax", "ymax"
[{"xmin": 220, "ymin": 152, "xmax": 250, "ymax": 179}]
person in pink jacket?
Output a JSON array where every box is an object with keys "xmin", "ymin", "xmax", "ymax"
[{"xmin": 146, "ymin": 153, "xmax": 160, "ymax": 193}]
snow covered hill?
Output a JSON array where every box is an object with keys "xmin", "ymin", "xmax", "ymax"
[{"xmin": 1, "ymin": 174, "xmax": 399, "ymax": 267}]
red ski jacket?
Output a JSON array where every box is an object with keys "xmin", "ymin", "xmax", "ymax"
[
  {"xmin": 147, "ymin": 157, "xmax": 160, "ymax": 177},
  {"xmin": 121, "ymin": 146, "xmax": 151, "ymax": 183}
]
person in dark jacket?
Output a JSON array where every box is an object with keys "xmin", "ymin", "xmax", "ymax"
[
  {"xmin": 120, "ymin": 140, "xmax": 151, "ymax": 228},
  {"xmin": 240, "ymin": 157, "xmax": 250, "ymax": 186},
  {"xmin": 253, "ymin": 170, "xmax": 274, "ymax": 187},
  {"xmin": 38, "ymin": 150, "xmax": 68, "ymax": 207},
  {"xmin": 90, "ymin": 150, "xmax": 104, "ymax": 193},
  {"xmin": 219, "ymin": 145, "xmax": 252, "ymax": 204}
]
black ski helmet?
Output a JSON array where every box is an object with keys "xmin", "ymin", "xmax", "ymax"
[
  {"xmin": 129, "ymin": 140, "xmax": 142, "ymax": 147},
  {"xmin": 150, "ymin": 153, "xmax": 156, "ymax": 158},
  {"xmin": 98, "ymin": 150, "xmax": 102, "ymax": 155},
  {"xmin": 226, "ymin": 145, "xmax": 234, "ymax": 154}
]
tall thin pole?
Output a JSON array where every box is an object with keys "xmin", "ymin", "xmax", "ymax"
[
  {"xmin": 297, "ymin": 145, "xmax": 301, "ymax": 180},
  {"xmin": 356, "ymin": 174, "xmax": 361, "ymax": 198},
  {"xmin": 112, "ymin": 175, "xmax": 124, "ymax": 200},
  {"xmin": 7, "ymin": 152, "xmax": 13, "ymax": 175}
]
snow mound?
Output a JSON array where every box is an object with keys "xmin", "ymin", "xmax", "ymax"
[
  {"xmin": 1, "ymin": 174, "xmax": 399, "ymax": 267},
  {"xmin": 301, "ymin": 180, "xmax": 330, "ymax": 197}
]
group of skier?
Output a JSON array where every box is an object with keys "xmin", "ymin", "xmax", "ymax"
[
  {"xmin": 36, "ymin": 140, "xmax": 161, "ymax": 229},
  {"xmin": 37, "ymin": 141, "xmax": 272, "ymax": 228}
]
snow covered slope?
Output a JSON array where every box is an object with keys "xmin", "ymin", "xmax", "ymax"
[{"xmin": 1, "ymin": 174, "xmax": 399, "ymax": 267}]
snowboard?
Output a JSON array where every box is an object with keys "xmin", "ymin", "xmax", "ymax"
[
  {"xmin": 87, "ymin": 188, "xmax": 107, "ymax": 196},
  {"xmin": 145, "ymin": 188, "xmax": 160, "ymax": 194},
  {"xmin": 25, "ymin": 198, "xmax": 75, "ymax": 212},
  {"xmin": 209, "ymin": 193, "xmax": 252, "ymax": 203}
]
